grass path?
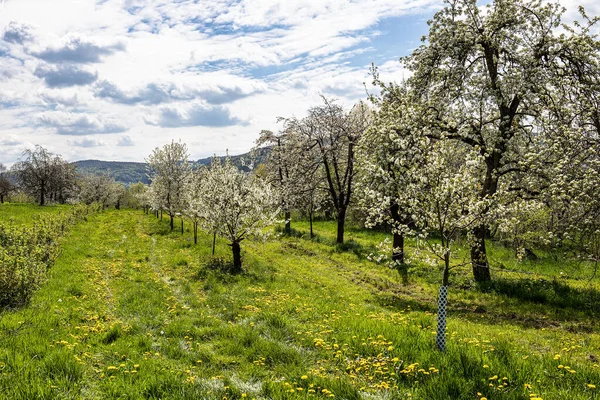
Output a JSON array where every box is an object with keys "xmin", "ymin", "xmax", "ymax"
[{"xmin": 0, "ymin": 209, "xmax": 599, "ymax": 399}]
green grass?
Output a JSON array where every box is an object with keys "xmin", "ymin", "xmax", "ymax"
[
  {"xmin": 0, "ymin": 203, "xmax": 73, "ymax": 226},
  {"xmin": 0, "ymin": 206, "xmax": 599, "ymax": 399}
]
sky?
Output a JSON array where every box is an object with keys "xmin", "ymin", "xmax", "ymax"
[{"xmin": 0, "ymin": 0, "xmax": 598, "ymax": 165}]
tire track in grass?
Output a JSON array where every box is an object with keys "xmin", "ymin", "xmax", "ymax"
[{"xmin": 69, "ymin": 210, "xmax": 217, "ymax": 398}]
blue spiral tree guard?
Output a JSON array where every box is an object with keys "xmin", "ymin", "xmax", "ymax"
[{"xmin": 436, "ymin": 285, "xmax": 449, "ymax": 352}]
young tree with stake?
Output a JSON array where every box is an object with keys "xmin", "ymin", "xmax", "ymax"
[{"xmin": 410, "ymin": 139, "xmax": 489, "ymax": 351}]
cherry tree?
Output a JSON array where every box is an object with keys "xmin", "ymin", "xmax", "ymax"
[
  {"xmin": 76, "ymin": 173, "xmax": 123, "ymax": 208},
  {"xmin": 146, "ymin": 182, "xmax": 164, "ymax": 219},
  {"xmin": 12, "ymin": 146, "xmax": 75, "ymax": 206},
  {"xmin": 146, "ymin": 140, "xmax": 191, "ymax": 231},
  {"xmin": 410, "ymin": 139, "xmax": 489, "ymax": 351},
  {"xmin": 403, "ymin": 0, "xmax": 600, "ymax": 281},
  {"xmin": 183, "ymin": 167, "xmax": 210, "ymax": 246},
  {"xmin": 255, "ymin": 128, "xmax": 323, "ymax": 236},
  {"xmin": 134, "ymin": 184, "xmax": 152, "ymax": 214},
  {"xmin": 256, "ymin": 129, "xmax": 300, "ymax": 234},
  {"xmin": 0, "ymin": 163, "xmax": 12, "ymax": 203},
  {"xmin": 284, "ymin": 98, "xmax": 371, "ymax": 244},
  {"xmin": 357, "ymin": 80, "xmax": 427, "ymax": 278},
  {"xmin": 199, "ymin": 157, "xmax": 279, "ymax": 272}
]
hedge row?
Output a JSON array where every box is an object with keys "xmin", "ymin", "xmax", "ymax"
[{"xmin": 0, "ymin": 204, "xmax": 102, "ymax": 309}]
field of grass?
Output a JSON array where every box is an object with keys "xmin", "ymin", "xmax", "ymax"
[
  {"xmin": 0, "ymin": 205, "xmax": 599, "ymax": 399},
  {"xmin": 0, "ymin": 203, "xmax": 73, "ymax": 226}
]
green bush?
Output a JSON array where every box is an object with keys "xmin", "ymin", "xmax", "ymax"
[{"xmin": 0, "ymin": 203, "xmax": 101, "ymax": 308}]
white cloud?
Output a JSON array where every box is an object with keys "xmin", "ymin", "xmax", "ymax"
[
  {"xmin": 69, "ymin": 137, "xmax": 106, "ymax": 147},
  {"xmin": 0, "ymin": 0, "xmax": 596, "ymax": 165},
  {"xmin": 37, "ymin": 111, "xmax": 128, "ymax": 135},
  {"xmin": 145, "ymin": 103, "xmax": 247, "ymax": 128},
  {"xmin": 117, "ymin": 135, "xmax": 135, "ymax": 146}
]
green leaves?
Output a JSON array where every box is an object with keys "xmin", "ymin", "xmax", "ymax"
[{"xmin": 0, "ymin": 204, "xmax": 100, "ymax": 308}]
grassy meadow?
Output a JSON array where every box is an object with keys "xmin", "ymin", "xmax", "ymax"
[
  {"xmin": 0, "ymin": 202, "xmax": 73, "ymax": 225},
  {"xmin": 0, "ymin": 204, "xmax": 599, "ymax": 399}
]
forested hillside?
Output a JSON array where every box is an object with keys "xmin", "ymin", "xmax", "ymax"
[
  {"xmin": 73, "ymin": 148, "xmax": 270, "ymax": 185},
  {"xmin": 73, "ymin": 160, "xmax": 151, "ymax": 184}
]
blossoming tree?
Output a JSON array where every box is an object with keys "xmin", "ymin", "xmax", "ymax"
[
  {"xmin": 199, "ymin": 157, "xmax": 279, "ymax": 272},
  {"xmin": 146, "ymin": 140, "xmax": 191, "ymax": 231},
  {"xmin": 403, "ymin": 0, "xmax": 600, "ymax": 281}
]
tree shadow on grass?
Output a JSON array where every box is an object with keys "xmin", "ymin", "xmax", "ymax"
[
  {"xmin": 477, "ymin": 277, "xmax": 600, "ymax": 316},
  {"xmin": 370, "ymin": 277, "xmax": 600, "ymax": 333},
  {"xmin": 148, "ymin": 220, "xmax": 172, "ymax": 236},
  {"xmin": 333, "ymin": 239, "xmax": 370, "ymax": 258}
]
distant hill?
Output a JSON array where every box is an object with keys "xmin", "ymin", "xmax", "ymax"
[
  {"xmin": 196, "ymin": 148, "xmax": 271, "ymax": 170},
  {"xmin": 73, "ymin": 160, "xmax": 150, "ymax": 185},
  {"xmin": 73, "ymin": 148, "xmax": 270, "ymax": 185}
]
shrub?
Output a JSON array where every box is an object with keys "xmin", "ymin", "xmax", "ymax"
[{"xmin": 0, "ymin": 204, "xmax": 101, "ymax": 309}]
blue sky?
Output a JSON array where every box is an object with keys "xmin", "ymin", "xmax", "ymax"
[{"xmin": 0, "ymin": 0, "xmax": 597, "ymax": 164}]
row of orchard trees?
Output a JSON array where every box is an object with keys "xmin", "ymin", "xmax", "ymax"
[
  {"xmin": 253, "ymin": 0, "xmax": 600, "ymax": 286},
  {"xmin": 4, "ymin": 0, "xmax": 597, "ymax": 290},
  {"xmin": 143, "ymin": 141, "xmax": 279, "ymax": 273},
  {"xmin": 0, "ymin": 145, "xmax": 141, "ymax": 208}
]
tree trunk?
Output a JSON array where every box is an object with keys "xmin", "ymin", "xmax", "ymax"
[
  {"xmin": 284, "ymin": 211, "xmax": 291, "ymax": 234},
  {"xmin": 212, "ymin": 231, "xmax": 216, "ymax": 255},
  {"xmin": 443, "ymin": 252, "xmax": 450, "ymax": 287},
  {"xmin": 170, "ymin": 215, "xmax": 174, "ymax": 231},
  {"xmin": 40, "ymin": 182, "xmax": 45, "ymax": 206},
  {"xmin": 470, "ymin": 158, "xmax": 497, "ymax": 281},
  {"xmin": 392, "ymin": 232, "xmax": 405, "ymax": 262},
  {"xmin": 181, "ymin": 218, "xmax": 184, "ymax": 234},
  {"xmin": 193, "ymin": 222, "xmax": 198, "ymax": 245},
  {"xmin": 231, "ymin": 241, "xmax": 242, "ymax": 273},
  {"xmin": 0, "ymin": 195, "xmax": 3, "ymax": 203},
  {"xmin": 336, "ymin": 208, "xmax": 346, "ymax": 244},
  {"xmin": 471, "ymin": 225, "xmax": 491, "ymax": 282},
  {"xmin": 392, "ymin": 231, "xmax": 408, "ymax": 282},
  {"xmin": 309, "ymin": 209, "xmax": 314, "ymax": 238},
  {"xmin": 389, "ymin": 202, "xmax": 406, "ymax": 268}
]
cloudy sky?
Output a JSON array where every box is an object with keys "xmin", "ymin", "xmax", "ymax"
[{"xmin": 0, "ymin": 0, "xmax": 598, "ymax": 165}]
